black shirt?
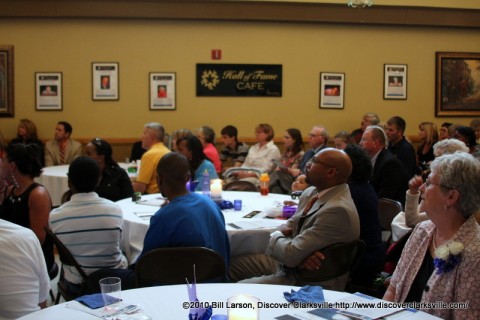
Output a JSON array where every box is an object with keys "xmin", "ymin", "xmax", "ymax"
[
  {"xmin": 0, "ymin": 183, "xmax": 54, "ymax": 270},
  {"xmin": 95, "ymin": 165, "xmax": 134, "ymax": 202},
  {"xmin": 405, "ymin": 249, "xmax": 434, "ymax": 302}
]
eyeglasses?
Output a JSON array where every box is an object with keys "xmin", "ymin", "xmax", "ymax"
[
  {"xmin": 425, "ymin": 178, "xmax": 453, "ymax": 190},
  {"xmin": 308, "ymin": 133, "xmax": 321, "ymax": 138},
  {"xmin": 306, "ymin": 157, "xmax": 338, "ymax": 172}
]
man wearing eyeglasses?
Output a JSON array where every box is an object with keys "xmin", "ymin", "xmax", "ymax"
[
  {"xmin": 44, "ymin": 121, "xmax": 82, "ymax": 167},
  {"xmin": 237, "ymin": 148, "xmax": 360, "ymax": 290},
  {"xmin": 296, "ymin": 125, "xmax": 329, "ymax": 176}
]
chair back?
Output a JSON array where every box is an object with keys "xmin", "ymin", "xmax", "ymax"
[
  {"xmin": 223, "ymin": 180, "xmax": 258, "ymax": 192},
  {"xmin": 378, "ymin": 198, "xmax": 403, "ymax": 232},
  {"xmin": 135, "ymin": 247, "xmax": 226, "ymax": 287},
  {"xmin": 45, "ymin": 226, "xmax": 89, "ymax": 303},
  {"xmin": 297, "ymin": 240, "xmax": 366, "ymax": 282},
  {"xmin": 44, "ymin": 227, "xmax": 88, "ymax": 280}
]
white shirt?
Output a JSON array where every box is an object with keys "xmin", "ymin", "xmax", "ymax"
[
  {"xmin": 242, "ymin": 140, "xmax": 281, "ymax": 173},
  {"xmin": 0, "ymin": 219, "xmax": 50, "ymax": 319}
]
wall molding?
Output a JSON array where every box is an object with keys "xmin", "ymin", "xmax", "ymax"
[{"xmin": 1, "ymin": 1, "xmax": 480, "ymax": 29}]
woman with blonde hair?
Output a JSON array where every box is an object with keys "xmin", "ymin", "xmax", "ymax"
[
  {"xmin": 9, "ymin": 118, "xmax": 44, "ymax": 167},
  {"xmin": 417, "ymin": 122, "xmax": 438, "ymax": 170}
]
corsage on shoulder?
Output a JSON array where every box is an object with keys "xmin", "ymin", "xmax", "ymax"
[{"xmin": 433, "ymin": 240, "xmax": 464, "ymax": 274}]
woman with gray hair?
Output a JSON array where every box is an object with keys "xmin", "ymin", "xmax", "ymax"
[
  {"xmin": 196, "ymin": 126, "xmax": 221, "ymax": 174},
  {"xmin": 384, "ymin": 152, "xmax": 480, "ymax": 319},
  {"xmin": 402, "ymin": 140, "xmax": 471, "ymax": 229},
  {"xmin": 433, "ymin": 138, "xmax": 469, "ymax": 157}
]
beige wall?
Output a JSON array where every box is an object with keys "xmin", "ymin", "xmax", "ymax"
[{"xmin": 0, "ymin": 18, "xmax": 479, "ymax": 141}]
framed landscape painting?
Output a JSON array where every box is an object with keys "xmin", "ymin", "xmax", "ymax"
[{"xmin": 436, "ymin": 52, "xmax": 480, "ymax": 117}]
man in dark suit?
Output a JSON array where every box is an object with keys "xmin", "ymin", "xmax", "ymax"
[
  {"xmin": 385, "ymin": 116, "xmax": 417, "ymax": 179},
  {"xmin": 296, "ymin": 125, "xmax": 329, "ymax": 176},
  {"xmin": 360, "ymin": 125, "xmax": 408, "ymax": 206}
]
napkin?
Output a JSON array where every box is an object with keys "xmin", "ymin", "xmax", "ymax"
[
  {"xmin": 216, "ymin": 200, "xmax": 233, "ymax": 210},
  {"xmin": 284, "ymin": 285, "xmax": 325, "ymax": 303},
  {"xmin": 75, "ymin": 293, "xmax": 121, "ymax": 309},
  {"xmin": 187, "ymin": 265, "xmax": 212, "ymax": 320}
]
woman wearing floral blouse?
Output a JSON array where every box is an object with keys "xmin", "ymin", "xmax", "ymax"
[{"xmin": 383, "ymin": 152, "xmax": 480, "ymax": 319}]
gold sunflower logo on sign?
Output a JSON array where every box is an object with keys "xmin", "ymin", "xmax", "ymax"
[{"xmin": 200, "ymin": 70, "xmax": 220, "ymax": 90}]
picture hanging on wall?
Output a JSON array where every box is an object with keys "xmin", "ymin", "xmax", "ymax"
[
  {"xmin": 35, "ymin": 72, "xmax": 63, "ymax": 111},
  {"xmin": 0, "ymin": 45, "xmax": 14, "ymax": 117},
  {"xmin": 384, "ymin": 64, "xmax": 407, "ymax": 100},
  {"xmin": 436, "ymin": 52, "xmax": 480, "ymax": 117},
  {"xmin": 320, "ymin": 72, "xmax": 345, "ymax": 109},
  {"xmin": 149, "ymin": 72, "xmax": 176, "ymax": 110},
  {"xmin": 92, "ymin": 62, "xmax": 119, "ymax": 100}
]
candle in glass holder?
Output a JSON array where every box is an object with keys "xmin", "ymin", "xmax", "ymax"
[
  {"xmin": 210, "ymin": 179, "xmax": 223, "ymax": 202},
  {"xmin": 227, "ymin": 294, "xmax": 259, "ymax": 320}
]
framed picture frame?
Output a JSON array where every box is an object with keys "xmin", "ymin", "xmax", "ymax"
[
  {"xmin": 384, "ymin": 64, "xmax": 407, "ymax": 100},
  {"xmin": 436, "ymin": 52, "xmax": 480, "ymax": 117},
  {"xmin": 92, "ymin": 62, "xmax": 119, "ymax": 100},
  {"xmin": 319, "ymin": 72, "xmax": 345, "ymax": 109},
  {"xmin": 0, "ymin": 45, "xmax": 14, "ymax": 117},
  {"xmin": 149, "ymin": 72, "xmax": 176, "ymax": 110},
  {"xmin": 35, "ymin": 72, "xmax": 63, "ymax": 111}
]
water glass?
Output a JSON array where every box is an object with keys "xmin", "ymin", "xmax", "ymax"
[{"xmin": 99, "ymin": 277, "xmax": 122, "ymax": 310}]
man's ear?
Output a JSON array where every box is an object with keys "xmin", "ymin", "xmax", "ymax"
[{"xmin": 156, "ymin": 173, "xmax": 162, "ymax": 188}]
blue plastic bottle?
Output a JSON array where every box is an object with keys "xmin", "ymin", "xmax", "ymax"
[{"xmin": 202, "ymin": 169, "xmax": 210, "ymax": 196}]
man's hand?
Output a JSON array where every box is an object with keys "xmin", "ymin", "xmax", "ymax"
[
  {"xmin": 298, "ymin": 251, "xmax": 325, "ymax": 270},
  {"xmin": 278, "ymin": 225, "xmax": 293, "ymax": 237}
]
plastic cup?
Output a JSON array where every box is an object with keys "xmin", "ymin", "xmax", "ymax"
[
  {"xmin": 99, "ymin": 277, "xmax": 122, "ymax": 310},
  {"xmin": 234, "ymin": 200, "xmax": 242, "ymax": 211}
]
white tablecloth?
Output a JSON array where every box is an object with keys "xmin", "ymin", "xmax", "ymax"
[
  {"xmin": 36, "ymin": 165, "xmax": 70, "ymax": 207},
  {"xmin": 391, "ymin": 211, "xmax": 412, "ymax": 242},
  {"xmin": 36, "ymin": 163, "xmax": 137, "ymax": 207},
  {"xmin": 18, "ymin": 283, "xmax": 439, "ymax": 320},
  {"xmin": 18, "ymin": 283, "xmax": 348, "ymax": 320},
  {"xmin": 118, "ymin": 191, "xmax": 291, "ymax": 263}
]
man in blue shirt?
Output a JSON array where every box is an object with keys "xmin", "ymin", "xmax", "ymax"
[{"xmin": 140, "ymin": 152, "xmax": 230, "ymax": 269}]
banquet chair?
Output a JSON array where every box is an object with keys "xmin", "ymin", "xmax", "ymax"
[
  {"xmin": 48, "ymin": 262, "xmax": 59, "ymax": 302},
  {"xmin": 44, "ymin": 227, "xmax": 88, "ymax": 304},
  {"xmin": 297, "ymin": 240, "xmax": 366, "ymax": 286},
  {"xmin": 135, "ymin": 247, "xmax": 227, "ymax": 287},
  {"xmin": 378, "ymin": 198, "xmax": 403, "ymax": 245},
  {"xmin": 223, "ymin": 180, "xmax": 258, "ymax": 192}
]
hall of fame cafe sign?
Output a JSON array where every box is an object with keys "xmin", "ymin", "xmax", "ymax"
[{"xmin": 196, "ymin": 64, "xmax": 282, "ymax": 97}]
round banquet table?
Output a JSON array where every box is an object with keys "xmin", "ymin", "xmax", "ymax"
[
  {"xmin": 35, "ymin": 165, "xmax": 70, "ymax": 207},
  {"xmin": 18, "ymin": 283, "xmax": 351, "ymax": 320},
  {"xmin": 35, "ymin": 163, "xmax": 137, "ymax": 207},
  {"xmin": 118, "ymin": 191, "xmax": 291, "ymax": 263}
]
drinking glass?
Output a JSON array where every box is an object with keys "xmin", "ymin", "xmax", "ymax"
[{"xmin": 99, "ymin": 277, "xmax": 122, "ymax": 310}]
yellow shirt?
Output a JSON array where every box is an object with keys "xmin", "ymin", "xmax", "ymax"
[{"xmin": 136, "ymin": 142, "xmax": 170, "ymax": 194}]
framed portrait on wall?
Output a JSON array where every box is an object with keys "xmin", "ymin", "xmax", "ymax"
[
  {"xmin": 436, "ymin": 52, "xmax": 480, "ymax": 117},
  {"xmin": 0, "ymin": 45, "xmax": 14, "ymax": 117},
  {"xmin": 35, "ymin": 72, "xmax": 63, "ymax": 111},
  {"xmin": 149, "ymin": 72, "xmax": 176, "ymax": 110},
  {"xmin": 384, "ymin": 64, "xmax": 407, "ymax": 100},
  {"xmin": 320, "ymin": 72, "xmax": 345, "ymax": 109},
  {"xmin": 92, "ymin": 62, "xmax": 119, "ymax": 100}
]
